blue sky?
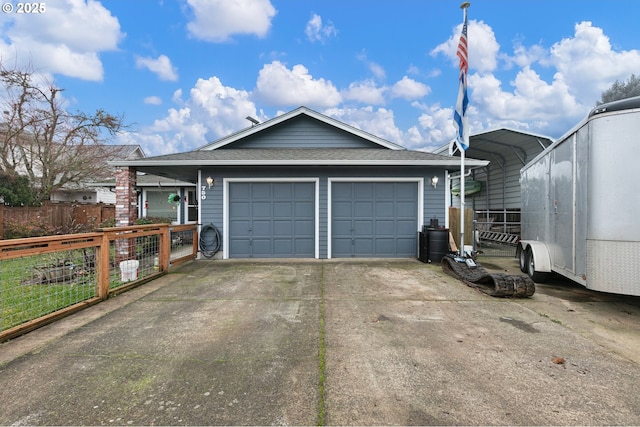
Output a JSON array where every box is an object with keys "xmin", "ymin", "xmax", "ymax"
[{"xmin": 1, "ymin": 0, "xmax": 639, "ymax": 156}]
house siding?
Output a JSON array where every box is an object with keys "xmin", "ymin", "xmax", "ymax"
[
  {"xmin": 219, "ymin": 116, "xmax": 381, "ymax": 149},
  {"xmin": 200, "ymin": 165, "xmax": 445, "ymax": 258}
]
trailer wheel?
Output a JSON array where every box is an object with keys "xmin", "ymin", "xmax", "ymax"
[
  {"xmin": 518, "ymin": 247, "xmax": 528, "ymax": 273},
  {"xmin": 526, "ymin": 248, "xmax": 549, "ymax": 283}
]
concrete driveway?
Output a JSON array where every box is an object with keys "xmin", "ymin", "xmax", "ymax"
[{"xmin": 1, "ymin": 258, "xmax": 640, "ymax": 425}]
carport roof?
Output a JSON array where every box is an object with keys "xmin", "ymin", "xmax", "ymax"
[
  {"xmin": 110, "ymin": 148, "xmax": 489, "ymax": 183},
  {"xmin": 434, "ymin": 128, "xmax": 553, "ymax": 167}
]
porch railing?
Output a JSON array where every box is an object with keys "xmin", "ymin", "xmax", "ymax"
[
  {"xmin": 474, "ymin": 210, "xmax": 520, "ymax": 257},
  {"xmin": 0, "ymin": 223, "xmax": 198, "ymax": 343}
]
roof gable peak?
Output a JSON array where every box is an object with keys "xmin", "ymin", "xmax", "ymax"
[{"xmin": 196, "ymin": 106, "xmax": 404, "ymax": 151}]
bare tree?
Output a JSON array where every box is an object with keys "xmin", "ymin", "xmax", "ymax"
[{"xmin": 0, "ymin": 64, "xmax": 126, "ymax": 203}]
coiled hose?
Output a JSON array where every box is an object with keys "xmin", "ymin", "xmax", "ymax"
[{"xmin": 199, "ymin": 223, "xmax": 221, "ymax": 258}]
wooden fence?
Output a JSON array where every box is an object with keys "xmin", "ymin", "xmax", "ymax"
[
  {"xmin": 0, "ymin": 202, "xmax": 115, "ymax": 239},
  {"xmin": 0, "ymin": 223, "xmax": 198, "ymax": 343}
]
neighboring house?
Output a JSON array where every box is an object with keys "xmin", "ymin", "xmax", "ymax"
[
  {"xmin": 54, "ymin": 145, "xmax": 146, "ymax": 204},
  {"xmin": 434, "ymin": 128, "xmax": 553, "ymax": 233},
  {"xmin": 112, "ymin": 106, "xmax": 488, "ymax": 259}
]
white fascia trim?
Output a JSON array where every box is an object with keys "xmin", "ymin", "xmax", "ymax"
[
  {"xmin": 113, "ymin": 159, "xmax": 489, "ymax": 168},
  {"xmin": 327, "ymin": 177, "xmax": 424, "ymax": 259},
  {"xmin": 222, "ymin": 177, "xmax": 320, "ymax": 260}
]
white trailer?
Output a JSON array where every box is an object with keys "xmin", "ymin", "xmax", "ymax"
[{"xmin": 517, "ymin": 96, "xmax": 640, "ymax": 296}]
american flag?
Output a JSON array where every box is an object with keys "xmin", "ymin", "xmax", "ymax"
[{"xmin": 453, "ymin": 10, "xmax": 469, "ymax": 152}]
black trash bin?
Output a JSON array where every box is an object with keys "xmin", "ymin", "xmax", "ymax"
[
  {"xmin": 427, "ymin": 228, "xmax": 449, "ymax": 263},
  {"xmin": 417, "ymin": 231, "xmax": 429, "ymax": 262}
]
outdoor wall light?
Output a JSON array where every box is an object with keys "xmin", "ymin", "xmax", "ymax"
[
  {"xmin": 431, "ymin": 176, "xmax": 439, "ymax": 189},
  {"xmin": 206, "ymin": 176, "xmax": 214, "ymax": 188}
]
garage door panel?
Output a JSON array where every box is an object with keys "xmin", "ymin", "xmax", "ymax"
[
  {"xmin": 354, "ymin": 220, "xmax": 373, "ymax": 234},
  {"xmin": 354, "ymin": 201, "xmax": 373, "ymax": 216},
  {"xmin": 332, "ymin": 181, "xmax": 418, "ymax": 258},
  {"xmin": 295, "ymin": 238, "xmax": 314, "ymax": 254},
  {"xmin": 294, "ymin": 219, "xmax": 314, "ymax": 234},
  {"xmin": 397, "ymin": 220, "xmax": 418, "ymax": 234},
  {"xmin": 252, "ymin": 239, "xmax": 272, "ymax": 256},
  {"xmin": 230, "ymin": 201, "xmax": 250, "ymax": 217},
  {"xmin": 273, "ymin": 239, "xmax": 292, "ymax": 255},
  {"xmin": 273, "ymin": 201, "xmax": 292, "ymax": 217},
  {"xmin": 396, "ymin": 239, "xmax": 417, "ymax": 256},
  {"xmin": 252, "ymin": 183, "xmax": 271, "ymax": 198},
  {"xmin": 229, "ymin": 182, "xmax": 315, "ymax": 258},
  {"xmin": 354, "ymin": 183, "xmax": 374, "ymax": 199},
  {"xmin": 273, "ymin": 220, "xmax": 292, "ymax": 235},
  {"xmin": 333, "ymin": 219, "xmax": 352, "ymax": 235},
  {"xmin": 397, "ymin": 201, "xmax": 417, "ymax": 214},
  {"xmin": 354, "ymin": 238, "xmax": 373, "ymax": 254},
  {"xmin": 375, "ymin": 202, "xmax": 394, "ymax": 216},
  {"xmin": 294, "ymin": 201, "xmax": 314, "ymax": 216},
  {"xmin": 375, "ymin": 220, "xmax": 395, "ymax": 234}
]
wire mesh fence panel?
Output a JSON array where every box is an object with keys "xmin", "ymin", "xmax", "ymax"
[
  {"xmin": 110, "ymin": 234, "xmax": 161, "ymax": 290},
  {"xmin": 170, "ymin": 227, "xmax": 196, "ymax": 263},
  {"xmin": 1, "ymin": 224, "xmax": 197, "ymax": 342},
  {"xmin": 0, "ymin": 248, "xmax": 98, "ymax": 331}
]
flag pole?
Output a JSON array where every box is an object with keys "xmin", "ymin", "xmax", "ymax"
[{"xmin": 459, "ymin": 1, "xmax": 470, "ymax": 257}]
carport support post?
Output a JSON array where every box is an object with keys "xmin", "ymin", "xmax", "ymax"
[{"xmin": 114, "ymin": 167, "xmax": 138, "ymax": 263}]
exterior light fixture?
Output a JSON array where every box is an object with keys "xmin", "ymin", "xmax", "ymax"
[
  {"xmin": 431, "ymin": 176, "xmax": 439, "ymax": 189},
  {"xmin": 206, "ymin": 176, "xmax": 214, "ymax": 188}
]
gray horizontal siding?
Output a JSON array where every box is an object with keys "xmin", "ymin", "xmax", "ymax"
[{"xmin": 221, "ymin": 116, "xmax": 380, "ymax": 149}]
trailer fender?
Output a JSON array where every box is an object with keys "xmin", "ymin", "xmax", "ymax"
[{"xmin": 517, "ymin": 241, "xmax": 552, "ymax": 273}]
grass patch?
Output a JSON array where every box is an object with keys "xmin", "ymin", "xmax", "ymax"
[
  {"xmin": 0, "ymin": 250, "xmax": 98, "ymax": 331},
  {"xmin": 539, "ymin": 312, "xmax": 563, "ymax": 325}
]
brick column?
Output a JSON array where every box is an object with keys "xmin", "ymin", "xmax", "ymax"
[
  {"xmin": 115, "ymin": 167, "xmax": 138, "ymax": 227},
  {"xmin": 115, "ymin": 167, "xmax": 137, "ymax": 262}
]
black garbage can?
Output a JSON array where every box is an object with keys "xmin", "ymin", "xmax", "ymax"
[
  {"xmin": 427, "ymin": 228, "xmax": 449, "ymax": 263},
  {"xmin": 417, "ymin": 231, "xmax": 429, "ymax": 262}
]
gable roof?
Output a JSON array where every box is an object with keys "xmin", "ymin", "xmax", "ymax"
[
  {"xmin": 110, "ymin": 107, "xmax": 489, "ymax": 183},
  {"xmin": 197, "ymin": 106, "xmax": 405, "ymax": 151}
]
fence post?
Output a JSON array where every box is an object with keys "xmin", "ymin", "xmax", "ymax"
[
  {"xmin": 160, "ymin": 224, "xmax": 170, "ymax": 272},
  {"xmin": 96, "ymin": 231, "xmax": 111, "ymax": 299},
  {"xmin": 0, "ymin": 203, "xmax": 4, "ymax": 239}
]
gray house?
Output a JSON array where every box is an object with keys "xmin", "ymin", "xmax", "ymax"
[{"xmin": 113, "ymin": 107, "xmax": 488, "ymax": 259}]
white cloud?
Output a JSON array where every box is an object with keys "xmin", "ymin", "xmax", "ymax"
[
  {"xmin": 356, "ymin": 51, "xmax": 386, "ymax": 80},
  {"xmin": 390, "ymin": 76, "xmax": 430, "ymax": 100},
  {"xmin": 0, "ymin": 0, "xmax": 123, "ymax": 81},
  {"xmin": 342, "ymin": 80, "xmax": 386, "ymax": 105},
  {"xmin": 255, "ymin": 61, "xmax": 342, "ymax": 108},
  {"xmin": 549, "ymin": 21, "xmax": 640, "ymax": 104},
  {"xmin": 185, "ymin": 0, "xmax": 276, "ymax": 42},
  {"xmin": 323, "ymin": 106, "xmax": 403, "ymax": 146},
  {"xmin": 124, "ymin": 76, "xmax": 262, "ymax": 155},
  {"xmin": 144, "ymin": 96, "xmax": 163, "ymax": 105},
  {"xmin": 135, "ymin": 55, "xmax": 179, "ymax": 82},
  {"xmin": 431, "ymin": 20, "xmax": 499, "ymax": 74},
  {"xmin": 305, "ymin": 14, "xmax": 337, "ymax": 43}
]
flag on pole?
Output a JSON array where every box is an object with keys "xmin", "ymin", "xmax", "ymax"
[{"xmin": 453, "ymin": 6, "xmax": 469, "ymax": 152}]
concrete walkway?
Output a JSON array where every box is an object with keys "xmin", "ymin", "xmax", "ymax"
[{"xmin": 1, "ymin": 258, "xmax": 640, "ymax": 425}]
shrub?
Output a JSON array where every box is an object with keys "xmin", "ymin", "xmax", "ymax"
[{"xmin": 4, "ymin": 218, "xmax": 57, "ymax": 239}]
